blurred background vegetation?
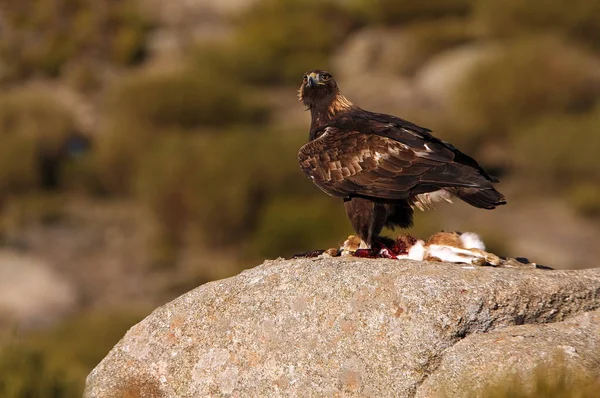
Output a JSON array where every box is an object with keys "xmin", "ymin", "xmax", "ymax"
[{"xmin": 1, "ymin": 0, "xmax": 599, "ymax": 395}]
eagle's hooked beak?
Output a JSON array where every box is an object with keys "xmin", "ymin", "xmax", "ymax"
[{"xmin": 306, "ymin": 72, "xmax": 321, "ymax": 88}]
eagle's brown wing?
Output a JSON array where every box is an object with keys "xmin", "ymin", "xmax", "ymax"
[{"xmin": 298, "ymin": 127, "xmax": 495, "ymax": 200}]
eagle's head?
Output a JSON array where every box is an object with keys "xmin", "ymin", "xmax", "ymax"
[{"xmin": 298, "ymin": 70, "xmax": 352, "ymax": 115}]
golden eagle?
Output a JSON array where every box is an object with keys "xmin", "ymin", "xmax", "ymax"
[{"xmin": 297, "ymin": 70, "xmax": 506, "ymax": 249}]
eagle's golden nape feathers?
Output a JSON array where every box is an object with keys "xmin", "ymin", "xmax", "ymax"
[
  {"xmin": 296, "ymin": 69, "xmax": 506, "ymax": 254},
  {"xmin": 328, "ymin": 94, "xmax": 353, "ymax": 116}
]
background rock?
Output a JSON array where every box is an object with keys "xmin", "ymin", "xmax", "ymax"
[
  {"xmin": 85, "ymin": 257, "xmax": 600, "ymax": 397},
  {"xmin": 331, "ymin": 28, "xmax": 409, "ymax": 79},
  {"xmin": 414, "ymin": 44, "xmax": 501, "ymax": 111},
  {"xmin": 142, "ymin": 0, "xmax": 259, "ymax": 56},
  {"xmin": 0, "ymin": 250, "xmax": 76, "ymax": 328}
]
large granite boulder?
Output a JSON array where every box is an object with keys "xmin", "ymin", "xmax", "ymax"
[{"xmin": 85, "ymin": 258, "xmax": 600, "ymax": 397}]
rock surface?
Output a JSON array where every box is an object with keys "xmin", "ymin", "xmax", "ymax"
[{"xmin": 85, "ymin": 257, "xmax": 600, "ymax": 397}]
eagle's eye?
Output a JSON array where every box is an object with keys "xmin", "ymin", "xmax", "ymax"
[
  {"xmin": 302, "ymin": 75, "xmax": 308, "ymax": 83},
  {"xmin": 321, "ymin": 73, "xmax": 330, "ymax": 81}
]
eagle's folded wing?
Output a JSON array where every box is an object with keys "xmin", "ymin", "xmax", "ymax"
[{"xmin": 298, "ymin": 128, "xmax": 493, "ymax": 200}]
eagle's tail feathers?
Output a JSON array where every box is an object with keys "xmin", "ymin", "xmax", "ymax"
[{"xmin": 453, "ymin": 187, "xmax": 506, "ymax": 210}]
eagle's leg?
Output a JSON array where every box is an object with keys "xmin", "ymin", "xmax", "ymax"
[
  {"xmin": 343, "ymin": 197, "xmax": 371, "ymax": 247},
  {"xmin": 343, "ymin": 197, "xmax": 387, "ymax": 248}
]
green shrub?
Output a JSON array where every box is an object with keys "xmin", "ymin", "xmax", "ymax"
[
  {"xmin": 512, "ymin": 106, "xmax": 600, "ymax": 185},
  {"xmin": 391, "ymin": 19, "xmax": 475, "ymax": 76},
  {"xmin": 232, "ymin": 0, "xmax": 361, "ymax": 85},
  {"xmin": 134, "ymin": 133, "xmax": 201, "ymax": 263},
  {"xmin": 0, "ymin": 0, "xmax": 152, "ymax": 83},
  {"xmin": 448, "ymin": 37, "xmax": 599, "ymax": 153},
  {"xmin": 247, "ymin": 196, "xmax": 352, "ymax": 259},
  {"xmin": 59, "ymin": 150, "xmax": 105, "ymax": 195},
  {"xmin": 566, "ymin": 184, "xmax": 600, "ymax": 219},
  {"xmin": 94, "ymin": 67, "xmax": 270, "ymax": 194},
  {"xmin": 134, "ymin": 129, "xmax": 305, "ymax": 258},
  {"xmin": 475, "ymin": 0, "xmax": 600, "ymax": 50},
  {"xmin": 93, "ymin": 120, "xmax": 148, "ymax": 195},
  {"xmin": 0, "ymin": 310, "xmax": 145, "ymax": 398},
  {"xmin": 0, "ymin": 194, "xmax": 67, "ymax": 232},
  {"xmin": 0, "ymin": 133, "xmax": 37, "ymax": 194},
  {"xmin": 0, "ymin": 343, "xmax": 81, "ymax": 398},
  {"xmin": 0, "ymin": 89, "xmax": 75, "ymax": 158},
  {"xmin": 107, "ymin": 68, "xmax": 267, "ymax": 130},
  {"xmin": 0, "ymin": 90, "xmax": 77, "ymax": 193},
  {"xmin": 368, "ymin": 0, "xmax": 473, "ymax": 25},
  {"xmin": 511, "ymin": 104, "xmax": 600, "ymax": 218}
]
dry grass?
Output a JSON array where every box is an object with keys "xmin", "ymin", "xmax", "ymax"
[{"xmin": 460, "ymin": 358, "xmax": 600, "ymax": 398}]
